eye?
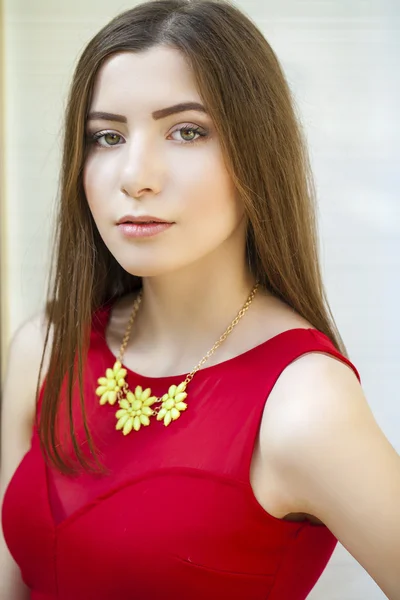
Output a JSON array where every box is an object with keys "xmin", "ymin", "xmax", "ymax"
[
  {"xmin": 88, "ymin": 130, "xmax": 124, "ymax": 148},
  {"xmin": 169, "ymin": 124, "xmax": 208, "ymax": 144}
]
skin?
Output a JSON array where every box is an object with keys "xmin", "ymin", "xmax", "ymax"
[
  {"xmin": 83, "ymin": 46, "xmax": 260, "ymax": 361},
  {"xmin": 82, "ymin": 45, "xmax": 400, "ymax": 598}
]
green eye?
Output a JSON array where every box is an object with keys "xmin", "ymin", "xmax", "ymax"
[
  {"xmin": 103, "ymin": 133, "xmax": 121, "ymax": 145},
  {"xmin": 180, "ymin": 128, "xmax": 196, "ymax": 141},
  {"xmin": 170, "ymin": 125, "xmax": 208, "ymax": 144},
  {"xmin": 89, "ymin": 131, "xmax": 123, "ymax": 147}
]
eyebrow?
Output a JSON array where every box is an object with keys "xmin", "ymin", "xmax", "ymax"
[{"xmin": 87, "ymin": 102, "xmax": 207, "ymax": 123}]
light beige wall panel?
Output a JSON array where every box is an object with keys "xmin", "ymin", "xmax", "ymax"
[{"xmin": 0, "ymin": 0, "xmax": 7, "ymax": 383}]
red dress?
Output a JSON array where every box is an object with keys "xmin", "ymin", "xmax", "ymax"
[{"xmin": 2, "ymin": 302, "xmax": 361, "ymax": 599}]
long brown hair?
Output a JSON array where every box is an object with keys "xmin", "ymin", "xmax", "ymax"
[{"xmin": 37, "ymin": 0, "xmax": 349, "ymax": 474}]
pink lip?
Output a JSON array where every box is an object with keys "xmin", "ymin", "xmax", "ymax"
[
  {"xmin": 116, "ymin": 215, "xmax": 172, "ymax": 225},
  {"xmin": 117, "ymin": 222, "xmax": 173, "ymax": 238}
]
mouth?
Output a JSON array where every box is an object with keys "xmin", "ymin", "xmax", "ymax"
[
  {"xmin": 117, "ymin": 216, "xmax": 172, "ymax": 225},
  {"xmin": 117, "ymin": 220, "xmax": 174, "ymax": 238}
]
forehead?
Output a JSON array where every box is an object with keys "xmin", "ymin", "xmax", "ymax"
[{"xmin": 90, "ymin": 46, "xmax": 201, "ymax": 110}]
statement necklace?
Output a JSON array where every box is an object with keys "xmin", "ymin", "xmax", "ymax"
[{"xmin": 96, "ymin": 282, "xmax": 260, "ymax": 435}]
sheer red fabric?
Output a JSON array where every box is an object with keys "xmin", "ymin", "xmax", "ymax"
[{"xmin": 2, "ymin": 303, "xmax": 361, "ymax": 599}]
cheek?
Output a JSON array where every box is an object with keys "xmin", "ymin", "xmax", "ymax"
[
  {"xmin": 82, "ymin": 158, "xmax": 109, "ymax": 218},
  {"xmin": 177, "ymin": 147, "xmax": 240, "ymax": 219},
  {"xmin": 181, "ymin": 189, "xmax": 244, "ymax": 255},
  {"xmin": 83, "ymin": 160, "xmax": 95, "ymax": 206}
]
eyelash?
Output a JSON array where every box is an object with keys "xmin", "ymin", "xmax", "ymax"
[{"xmin": 87, "ymin": 124, "xmax": 208, "ymax": 148}]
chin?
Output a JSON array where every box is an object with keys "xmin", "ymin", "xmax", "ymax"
[
  {"xmin": 110, "ymin": 244, "xmax": 216, "ymax": 279},
  {"xmin": 116, "ymin": 258, "xmax": 182, "ymax": 279},
  {"xmin": 123, "ymin": 267, "xmax": 166, "ymax": 278}
]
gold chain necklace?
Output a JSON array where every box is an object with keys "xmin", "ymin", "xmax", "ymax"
[{"xmin": 95, "ymin": 281, "xmax": 260, "ymax": 435}]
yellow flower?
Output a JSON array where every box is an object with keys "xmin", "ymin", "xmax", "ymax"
[
  {"xmin": 156, "ymin": 382, "xmax": 188, "ymax": 427},
  {"xmin": 115, "ymin": 386, "xmax": 157, "ymax": 435},
  {"xmin": 95, "ymin": 361, "xmax": 127, "ymax": 406}
]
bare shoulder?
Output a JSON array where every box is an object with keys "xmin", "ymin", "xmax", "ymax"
[
  {"xmin": 258, "ymin": 349, "xmax": 365, "ymax": 515},
  {"xmin": 261, "ymin": 351, "xmax": 361, "ymax": 445},
  {"xmin": 1, "ymin": 310, "xmax": 52, "ymax": 464},
  {"xmin": 6, "ymin": 310, "xmax": 52, "ymax": 394}
]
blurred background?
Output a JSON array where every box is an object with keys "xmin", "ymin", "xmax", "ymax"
[{"xmin": 0, "ymin": 1, "xmax": 399, "ymax": 597}]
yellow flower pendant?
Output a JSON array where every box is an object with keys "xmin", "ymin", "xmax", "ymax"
[
  {"xmin": 115, "ymin": 386, "xmax": 157, "ymax": 434},
  {"xmin": 156, "ymin": 382, "xmax": 188, "ymax": 427},
  {"xmin": 95, "ymin": 361, "xmax": 127, "ymax": 406},
  {"xmin": 95, "ymin": 361, "xmax": 188, "ymax": 435}
]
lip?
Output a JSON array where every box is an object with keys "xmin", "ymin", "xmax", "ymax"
[
  {"xmin": 116, "ymin": 214, "xmax": 172, "ymax": 224},
  {"xmin": 117, "ymin": 222, "xmax": 173, "ymax": 238}
]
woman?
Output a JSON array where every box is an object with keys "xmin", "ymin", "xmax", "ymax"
[{"xmin": 1, "ymin": 1, "xmax": 399, "ymax": 598}]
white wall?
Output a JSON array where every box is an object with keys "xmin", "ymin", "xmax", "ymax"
[{"xmin": 2, "ymin": 1, "xmax": 399, "ymax": 598}]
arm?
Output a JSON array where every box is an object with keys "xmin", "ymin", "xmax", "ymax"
[
  {"xmin": 0, "ymin": 312, "xmax": 50, "ymax": 600},
  {"xmin": 261, "ymin": 352, "xmax": 400, "ymax": 599}
]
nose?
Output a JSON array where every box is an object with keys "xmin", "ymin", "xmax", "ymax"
[{"xmin": 120, "ymin": 136, "xmax": 163, "ymax": 199}]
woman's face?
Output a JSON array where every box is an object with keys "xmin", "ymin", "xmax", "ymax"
[{"xmin": 83, "ymin": 46, "xmax": 246, "ymax": 278}]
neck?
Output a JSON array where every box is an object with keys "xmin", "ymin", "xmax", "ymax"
[{"xmin": 134, "ymin": 268, "xmax": 258, "ymax": 349}]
